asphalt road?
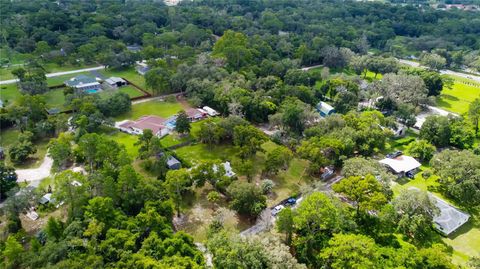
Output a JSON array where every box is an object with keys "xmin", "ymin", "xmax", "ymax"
[{"xmin": 0, "ymin": 66, "xmax": 105, "ymax": 85}]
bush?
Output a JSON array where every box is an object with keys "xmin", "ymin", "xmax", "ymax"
[
  {"xmin": 422, "ymin": 169, "xmax": 432, "ymax": 179},
  {"xmin": 261, "ymin": 179, "xmax": 275, "ymax": 194}
]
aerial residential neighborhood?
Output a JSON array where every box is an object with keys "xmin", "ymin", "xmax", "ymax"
[{"xmin": 0, "ymin": 0, "xmax": 480, "ymax": 268}]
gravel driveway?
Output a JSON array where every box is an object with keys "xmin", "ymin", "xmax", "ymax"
[{"xmin": 16, "ymin": 155, "xmax": 53, "ymax": 183}]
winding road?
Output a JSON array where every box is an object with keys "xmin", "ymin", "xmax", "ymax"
[
  {"xmin": 398, "ymin": 59, "xmax": 480, "ymax": 83},
  {"xmin": 0, "ymin": 66, "xmax": 105, "ymax": 85}
]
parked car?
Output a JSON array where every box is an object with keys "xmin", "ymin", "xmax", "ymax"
[
  {"xmin": 271, "ymin": 205, "xmax": 285, "ymax": 216},
  {"xmin": 405, "ymin": 171, "xmax": 415, "ymax": 179},
  {"xmin": 321, "ymin": 166, "xmax": 335, "ymax": 180},
  {"xmin": 386, "ymin": 150, "xmax": 402, "ymax": 159},
  {"xmin": 284, "ymin": 197, "xmax": 297, "ymax": 206}
]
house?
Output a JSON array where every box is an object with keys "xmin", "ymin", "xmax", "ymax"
[
  {"xmin": 432, "ymin": 195, "xmax": 470, "ymax": 236},
  {"xmin": 64, "ymin": 75, "xmax": 101, "ymax": 93},
  {"xmin": 135, "ymin": 61, "xmax": 150, "ymax": 75},
  {"xmin": 408, "ymin": 188, "xmax": 471, "ymax": 236},
  {"xmin": 379, "ymin": 155, "xmax": 421, "ymax": 178},
  {"xmin": 39, "ymin": 193, "xmax": 55, "ymax": 205},
  {"xmin": 202, "ymin": 106, "xmax": 219, "ymax": 116},
  {"xmin": 105, "ymin": 77, "xmax": 127, "ymax": 88},
  {"xmin": 213, "ymin": 161, "xmax": 236, "ymax": 177},
  {"xmin": 184, "ymin": 108, "xmax": 208, "ymax": 122},
  {"xmin": 316, "ymin": 101, "xmax": 335, "ymax": 117},
  {"xmin": 117, "ymin": 115, "xmax": 169, "ymax": 137}
]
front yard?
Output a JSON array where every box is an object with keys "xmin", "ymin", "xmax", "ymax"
[{"xmin": 114, "ymin": 99, "xmax": 183, "ymax": 121}]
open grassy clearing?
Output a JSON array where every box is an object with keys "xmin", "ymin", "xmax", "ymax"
[
  {"xmin": 437, "ymin": 75, "xmax": 480, "ymax": 115},
  {"xmin": 0, "ymin": 127, "xmax": 49, "ymax": 169},
  {"xmin": 0, "ymin": 61, "xmax": 97, "ymax": 81},
  {"xmin": 115, "ymin": 99, "xmax": 183, "ymax": 121}
]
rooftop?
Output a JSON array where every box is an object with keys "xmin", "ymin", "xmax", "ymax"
[
  {"xmin": 119, "ymin": 115, "xmax": 167, "ymax": 135},
  {"xmin": 64, "ymin": 74, "xmax": 99, "ymax": 87},
  {"xmin": 105, "ymin": 77, "xmax": 126, "ymax": 84},
  {"xmin": 317, "ymin": 101, "xmax": 335, "ymax": 116},
  {"xmin": 379, "ymin": 155, "xmax": 421, "ymax": 174},
  {"xmin": 433, "ymin": 195, "xmax": 470, "ymax": 236}
]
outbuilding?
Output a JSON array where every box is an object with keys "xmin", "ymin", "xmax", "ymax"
[
  {"xmin": 105, "ymin": 77, "xmax": 127, "ymax": 88},
  {"xmin": 316, "ymin": 101, "xmax": 335, "ymax": 117}
]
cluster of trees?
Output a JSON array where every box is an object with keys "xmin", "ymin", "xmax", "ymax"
[
  {"xmin": 298, "ymin": 111, "xmax": 393, "ymax": 174},
  {"xmin": 270, "ymin": 190, "xmax": 454, "ymax": 268},
  {"xmin": 420, "ymin": 115, "xmax": 475, "ymax": 149},
  {"xmin": 1, "ymin": 132, "xmax": 207, "ymax": 268}
]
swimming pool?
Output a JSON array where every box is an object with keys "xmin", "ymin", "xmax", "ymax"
[{"xmin": 85, "ymin": 89, "xmax": 99, "ymax": 94}]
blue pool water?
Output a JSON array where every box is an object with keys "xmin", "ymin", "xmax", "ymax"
[
  {"xmin": 86, "ymin": 89, "xmax": 99, "ymax": 94},
  {"xmin": 166, "ymin": 121, "xmax": 176, "ymax": 129}
]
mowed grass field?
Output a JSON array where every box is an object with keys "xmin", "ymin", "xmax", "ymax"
[
  {"xmin": 0, "ymin": 128, "xmax": 49, "ymax": 169},
  {"xmin": 437, "ymin": 75, "xmax": 480, "ymax": 114},
  {"xmin": 114, "ymin": 100, "xmax": 183, "ymax": 121}
]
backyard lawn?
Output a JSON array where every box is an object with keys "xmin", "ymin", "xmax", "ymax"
[
  {"xmin": 99, "ymin": 85, "xmax": 145, "ymax": 99},
  {"xmin": 109, "ymin": 131, "xmax": 139, "ymax": 158},
  {"xmin": 437, "ymin": 75, "xmax": 480, "ymax": 114},
  {"xmin": 115, "ymin": 100, "xmax": 183, "ymax": 121}
]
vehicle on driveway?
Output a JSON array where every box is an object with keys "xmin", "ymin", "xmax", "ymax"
[
  {"xmin": 284, "ymin": 197, "xmax": 297, "ymax": 206},
  {"xmin": 271, "ymin": 205, "xmax": 285, "ymax": 216}
]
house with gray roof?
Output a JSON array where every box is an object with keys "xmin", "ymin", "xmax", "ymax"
[
  {"xmin": 64, "ymin": 74, "xmax": 101, "ymax": 93},
  {"xmin": 432, "ymin": 195, "xmax": 470, "ymax": 236}
]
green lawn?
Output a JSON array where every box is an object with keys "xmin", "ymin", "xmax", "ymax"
[
  {"xmin": 174, "ymin": 143, "xmax": 238, "ymax": 165},
  {"xmin": 0, "ymin": 62, "xmax": 97, "ymax": 81},
  {"xmin": 99, "ymin": 86, "xmax": 145, "ymax": 99},
  {"xmin": 0, "ymin": 127, "xmax": 49, "ymax": 169},
  {"xmin": 0, "ymin": 83, "xmax": 21, "ymax": 104},
  {"xmin": 109, "ymin": 131, "xmax": 139, "ymax": 158},
  {"xmin": 115, "ymin": 100, "xmax": 183, "ymax": 121},
  {"xmin": 437, "ymin": 75, "xmax": 480, "ymax": 115},
  {"xmin": 43, "ymin": 88, "xmax": 66, "ymax": 109},
  {"xmin": 99, "ymin": 68, "xmax": 147, "ymax": 91}
]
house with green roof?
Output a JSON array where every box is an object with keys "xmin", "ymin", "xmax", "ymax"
[{"xmin": 64, "ymin": 74, "xmax": 101, "ymax": 93}]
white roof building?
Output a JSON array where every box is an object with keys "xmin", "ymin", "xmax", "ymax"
[
  {"xmin": 202, "ymin": 106, "xmax": 219, "ymax": 116},
  {"xmin": 379, "ymin": 155, "xmax": 421, "ymax": 174}
]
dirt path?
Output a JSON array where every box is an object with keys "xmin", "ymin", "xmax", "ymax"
[
  {"xmin": 0, "ymin": 66, "xmax": 105, "ymax": 85},
  {"xmin": 16, "ymin": 155, "xmax": 53, "ymax": 183}
]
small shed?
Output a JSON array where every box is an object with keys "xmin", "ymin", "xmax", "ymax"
[
  {"xmin": 316, "ymin": 101, "xmax": 335, "ymax": 117},
  {"xmin": 39, "ymin": 193, "xmax": 55, "ymax": 205},
  {"xmin": 213, "ymin": 161, "xmax": 236, "ymax": 177},
  {"xmin": 0, "ymin": 147, "xmax": 4, "ymax": 160},
  {"xmin": 166, "ymin": 156, "xmax": 181, "ymax": 170}
]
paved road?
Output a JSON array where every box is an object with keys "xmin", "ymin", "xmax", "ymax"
[
  {"xmin": 398, "ymin": 59, "xmax": 480, "ymax": 83},
  {"xmin": 15, "ymin": 155, "xmax": 53, "ymax": 183},
  {"xmin": 0, "ymin": 66, "xmax": 105, "ymax": 85}
]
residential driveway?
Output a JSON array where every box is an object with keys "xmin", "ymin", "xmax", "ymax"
[
  {"xmin": 0, "ymin": 66, "xmax": 105, "ymax": 85},
  {"xmin": 16, "ymin": 155, "xmax": 53, "ymax": 183}
]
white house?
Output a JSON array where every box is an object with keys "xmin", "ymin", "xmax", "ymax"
[{"xmin": 379, "ymin": 155, "xmax": 421, "ymax": 177}]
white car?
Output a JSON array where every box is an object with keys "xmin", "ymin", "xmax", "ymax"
[{"xmin": 271, "ymin": 205, "xmax": 285, "ymax": 216}]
